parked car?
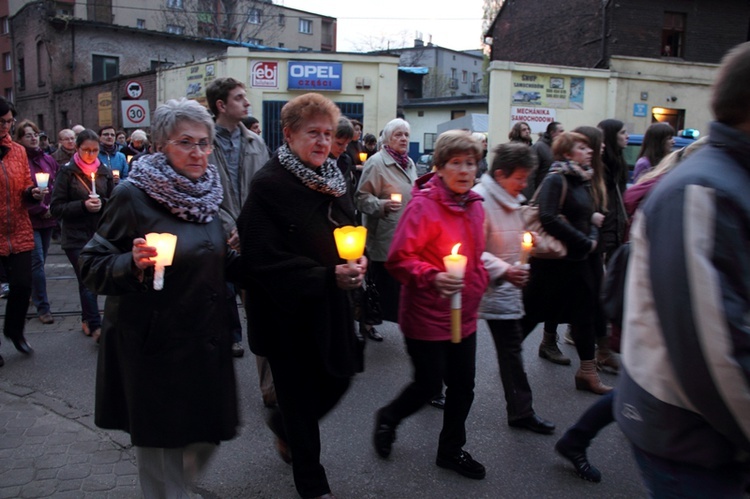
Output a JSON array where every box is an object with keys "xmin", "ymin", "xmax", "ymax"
[
  {"xmin": 416, "ymin": 154, "xmax": 433, "ymax": 176},
  {"xmin": 624, "ymin": 133, "xmax": 696, "ymax": 182},
  {"xmin": 512, "ymin": 90, "xmax": 541, "ymax": 103}
]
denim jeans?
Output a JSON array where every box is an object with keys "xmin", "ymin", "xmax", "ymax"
[
  {"xmin": 64, "ymin": 247, "xmax": 101, "ymax": 330},
  {"xmin": 31, "ymin": 228, "xmax": 53, "ymax": 315},
  {"xmin": 631, "ymin": 444, "xmax": 749, "ymax": 498}
]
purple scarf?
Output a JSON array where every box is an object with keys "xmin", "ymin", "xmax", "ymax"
[{"xmin": 384, "ymin": 145, "xmax": 411, "ymax": 170}]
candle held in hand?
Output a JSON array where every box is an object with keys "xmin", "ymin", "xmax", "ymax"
[
  {"xmin": 90, "ymin": 172, "xmax": 96, "ymax": 195},
  {"xmin": 358, "ymin": 152, "xmax": 368, "ymax": 163},
  {"xmin": 519, "ymin": 232, "xmax": 533, "ymax": 265},
  {"xmin": 390, "ymin": 193, "xmax": 402, "ymax": 203},
  {"xmin": 144, "ymin": 232, "xmax": 178, "ymax": 290},
  {"xmin": 35, "ymin": 172, "xmax": 49, "ymax": 189},
  {"xmin": 443, "ymin": 243, "xmax": 467, "ymax": 343},
  {"xmin": 333, "ymin": 225, "xmax": 367, "ymax": 268}
]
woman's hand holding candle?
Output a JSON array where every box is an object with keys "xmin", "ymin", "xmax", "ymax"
[
  {"xmin": 84, "ymin": 196, "xmax": 102, "ymax": 213},
  {"xmin": 434, "ymin": 272, "xmax": 464, "ymax": 297},
  {"xmin": 132, "ymin": 238, "xmax": 157, "ymax": 270}
]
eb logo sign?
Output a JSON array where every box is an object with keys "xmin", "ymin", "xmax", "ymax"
[{"xmin": 251, "ymin": 61, "xmax": 278, "ymax": 88}]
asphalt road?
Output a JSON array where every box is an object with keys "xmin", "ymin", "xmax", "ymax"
[{"xmin": 0, "ymin": 244, "xmax": 646, "ymax": 498}]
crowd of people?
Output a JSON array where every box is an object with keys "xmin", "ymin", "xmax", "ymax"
[{"xmin": 1, "ymin": 41, "xmax": 749, "ymax": 499}]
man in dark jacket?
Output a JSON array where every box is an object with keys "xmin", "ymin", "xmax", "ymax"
[{"xmin": 615, "ymin": 42, "xmax": 750, "ymax": 496}]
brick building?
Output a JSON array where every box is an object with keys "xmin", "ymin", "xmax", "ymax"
[
  {"xmin": 11, "ymin": 1, "xmax": 228, "ymax": 133},
  {"xmin": 486, "ymin": 0, "xmax": 750, "ymax": 68}
]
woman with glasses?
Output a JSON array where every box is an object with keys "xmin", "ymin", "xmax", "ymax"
[
  {"xmin": 50, "ymin": 129, "xmax": 114, "ymax": 343},
  {"xmin": 0, "ymin": 97, "xmax": 44, "ymax": 366},
  {"xmin": 15, "ymin": 119, "xmax": 60, "ymax": 325},
  {"xmin": 79, "ymin": 98, "xmax": 239, "ymax": 498}
]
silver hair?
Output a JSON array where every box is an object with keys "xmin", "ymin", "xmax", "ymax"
[
  {"xmin": 130, "ymin": 129, "xmax": 148, "ymax": 142},
  {"xmin": 151, "ymin": 98, "xmax": 215, "ymax": 147},
  {"xmin": 381, "ymin": 118, "xmax": 410, "ymax": 145}
]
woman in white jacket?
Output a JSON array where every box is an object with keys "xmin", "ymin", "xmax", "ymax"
[{"xmin": 473, "ymin": 142, "xmax": 555, "ymax": 434}]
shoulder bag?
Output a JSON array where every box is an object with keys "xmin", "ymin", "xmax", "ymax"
[{"xmin": 520, "ymin": 173, "xmax": 568, "ymax": 259}]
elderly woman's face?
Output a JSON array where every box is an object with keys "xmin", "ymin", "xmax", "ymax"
[
  {"xmin": 163, "ymin": 121, "xmax": 212, "ymax": 181},
  {"xmin": 388, "ymin": 127, "xmax": 409, "ymax": 154},
  {"xmin": 284, "ymin": 117, "xmax": 334, "ymax": 168},
  {"xmin": 437, "ymin": 154, "xmax": 477, "ymax": 194}
]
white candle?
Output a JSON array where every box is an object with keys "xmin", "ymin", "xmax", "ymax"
[
  {"xmin": 90, "ymin": 172, "xmax": 96, "ymax": 195},
  {"xmin": 112, "ymin": 170, "xmax": 120, "ymax": 180},
  {"xmin": 145, "ymin": 232, "xmax": 178, "ymax": 290},
  {"xmin": 390, "ymin": 193, "xmax": 402, "ymax": 203},
  {"xmin": 35, "ymin": 172, "xmax": 49, "ymax": 189},
  {"xmin": 443, "ymin": 243, "xmax": 467, "ymax": 343},
  {"xmin": 519, "ymin": 232, "xmax": 533, "ymax": 265}
]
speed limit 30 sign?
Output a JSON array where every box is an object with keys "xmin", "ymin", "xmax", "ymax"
[{"xmin": 121, "ymin": 100, "xmax": 151, "ymax": 128}]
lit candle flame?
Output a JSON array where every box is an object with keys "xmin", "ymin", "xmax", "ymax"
[
  {"xmin": 451, "ymin": 243, "xmax": 461, "ymax": 256},
  {"xmin": 523, "ymin": 232, "xmax": 532, "ymax": 246}
]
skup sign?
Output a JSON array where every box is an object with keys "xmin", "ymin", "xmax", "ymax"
[{"xmin": 287, "ymin": 61, "xmax": 342, "ymax": 91}]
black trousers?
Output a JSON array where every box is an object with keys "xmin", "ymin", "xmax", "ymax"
[
  {"xmin": 267, "ymin": 341, "xmax": 351, "ymax": 498},
  {"xmin": 486, "ymin": 320, "xmax": 534, "ymax": 422},
  {"xmin": 379, "ymin": 333, "xmax": 477, "ymax": 458},
  {"xmin": 1, "ymin": 251, "xmax": 32, "ymax": 342}
]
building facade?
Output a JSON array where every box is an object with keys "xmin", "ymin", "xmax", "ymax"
[
  {"xmin": 11, "ymin": 2, "xmax": 228, "ymax": 132},
  {"xmin": 486, "ymin": 0, "xmax": 750, "ymax": 68},
  {"xmin": 158, "ymin": 47, "xmax": 399, "ymax": 152}
]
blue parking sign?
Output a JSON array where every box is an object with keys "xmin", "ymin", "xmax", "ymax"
[{"xmin": 633, "ymin": 103, "xmax": 648, "ymax": 117}]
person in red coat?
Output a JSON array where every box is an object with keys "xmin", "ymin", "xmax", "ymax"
[
  {"xmin": 373, "ymin": 130, "xmax": 489, "ymax": 480},
  {"xmin": 0, "ymin": 97, "xmax": 45, "ymax": 366}
]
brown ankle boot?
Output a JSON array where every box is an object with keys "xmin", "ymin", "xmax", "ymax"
[
  {"xmin": 596, "ymin": 336, "xmax": 620, "ymax": 374},
  {"xmin": 538, "ymin": 331, "xmax": 571, "ymax": 365},
  {"xmin": 575, "ymin": 359, "xmax": 613, "ymax": 394}
]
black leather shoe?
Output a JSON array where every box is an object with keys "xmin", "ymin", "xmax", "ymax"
[
  {"xmin": 373, "ymin": 409, "xmax": 396, "ymax": 458},
  {"xmin": 508, "ymin": 414, "xmax": 555, "ymax": 435},
  {"xmin": 429, "ymin": 394, "xmax": 446, "ymax": 410},
  {"xmin": 436, "ymin": 450, "xmax": 486, "ymax": 480},
  {"xmin": 12, "ymin": 336, "xmax": 33, "ymax": 355},
  {"xmin": 364, "ymin": 325, "xmax": 383, "ymax": 342},
  {"xmin": 555, "ymin": 438, "xmax": 601, "ymax": 482}
]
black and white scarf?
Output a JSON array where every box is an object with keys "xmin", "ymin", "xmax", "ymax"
[
  {"xmin": 549, "ymin": 160, "xmax": 594, "ymax": 182},
  {"xmin": 278, "ymin": 144, "xmax": 347, "ymax": 197},
  {"xmin": 128, "ymin": 152, "xmax": 223, "ymax": 223}
]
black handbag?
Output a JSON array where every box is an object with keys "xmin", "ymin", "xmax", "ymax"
[{"xmin": 353, "ymin": 272, "xmax": 383, "ymax": 326}]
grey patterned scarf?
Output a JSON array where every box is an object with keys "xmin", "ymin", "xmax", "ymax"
[
  {"xmin": 277, "ymin": 144, "xmax": 347, "ymax": 197},
  {"xmin": 128, "ymin": 152, "xmax": 223, "ymax": 223}
]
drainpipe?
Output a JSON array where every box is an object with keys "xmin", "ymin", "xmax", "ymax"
[{"xmin": 596, "ymin": 0, "xmax": 611, "ymax": 68}]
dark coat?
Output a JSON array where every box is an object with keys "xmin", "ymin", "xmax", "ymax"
[
  {"xmin": 79, "ymin": 181, "xmax": 239, "ymax": 447},
  {"xmin": 523, "ymin": 169, "xmax": 599, "ymax": 324},
  {"xmin": 237, "ymin": 155, "xmax": 362, "ymax": 378},
  {"xmin": 50, "ymin": 160, "xmax": 114, "ymax": 250}
]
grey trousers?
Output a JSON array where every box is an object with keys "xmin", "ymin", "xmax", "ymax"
[{"xmin": 135, "ymin": 443, "xmax": 215, "ymax": 499}]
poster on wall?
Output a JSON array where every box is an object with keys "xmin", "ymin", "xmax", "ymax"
[
  {"xmin": 511, "ymin": 73, "xmax": 585, "ymax": 109},
  {"xmin": 98, "ymin": 92, "xmax": 113, "ymax": 127},
  {"xmin": 510, "ymin": 106, "xmax": 557, "ymax": 134},
  {"xmin": 186, "ymin": 63, "xmax": 217, "ymax": 106}
]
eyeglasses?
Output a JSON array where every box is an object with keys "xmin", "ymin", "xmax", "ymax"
[
  {"xmin": 79, "ymin": 148, "xmax": 99, "ymax": 155},
  {"xmin": 0, "ymin": 118, "xmax": 16, "ymax": 127},
  {"xmin": 168, "ymin": 139, "xmax": 213, "ymax": 154}
]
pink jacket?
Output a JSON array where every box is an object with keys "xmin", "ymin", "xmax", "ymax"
[{"xmin": 386, "ymin": 173, "xmax": 488, "ymax": 341}]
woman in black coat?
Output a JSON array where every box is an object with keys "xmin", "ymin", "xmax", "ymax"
[
  {"xmin": 238, "ymin": 93, "xmax": 366, "ymax": 499},
  {"xmin": 521, "ymin": 131, "xmax": 612, "ymax": 395},
  {"xmin": 598, "ymin": 118, "xmax": 629, "ymax": 259},
  {"xmin": 50, "ymin": 129, "xmax": 114, "ymax": 341},
  {"xmin": 79, "ymin": 98, "xmax": 239, "ymax": 498}
]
